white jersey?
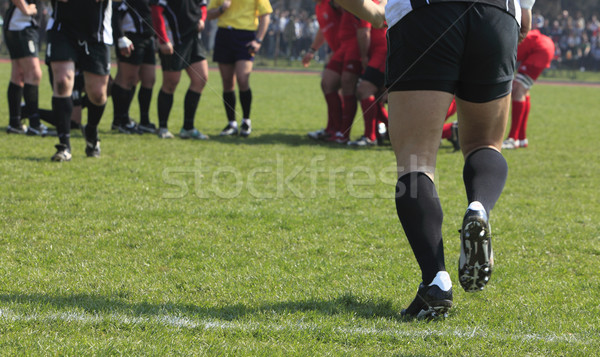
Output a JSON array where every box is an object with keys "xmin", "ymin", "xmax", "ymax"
[{"xmin": 385, "ymin": 0, "xmax": 522, "ymax": 29}]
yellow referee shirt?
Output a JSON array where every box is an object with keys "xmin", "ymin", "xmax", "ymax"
[{"xmin": 208, "ymin": 0, "xmax": 273, "ymax": 31}]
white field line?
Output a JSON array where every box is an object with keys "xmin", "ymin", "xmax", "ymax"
[{"xmin": 0, "ymin": 308, "xmax": 592, "ymax": 345}]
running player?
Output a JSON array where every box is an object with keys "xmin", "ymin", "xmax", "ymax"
[{"xmin": 335, "ymin": 0, "xmax": 531, "ymax": 318}]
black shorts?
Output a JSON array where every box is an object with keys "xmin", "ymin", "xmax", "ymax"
[
  {"xmin": 116, "ymin": 33, "xmax": 156, "ymax": 65},
  {"xmin": 361, "ymin": 66, "xmax": 385, "ymax": 88},
  {"xmin": 386, "ymin": 3, "xmax": 518, "ymax": 103},
  {"xmin": 159, "ymin": 34, "xmax": 206, "ymax": 72},
  {"xmin": 46, "ymin": 30, "xmax": 111, "ymax": 76},
  {"xmin": 4, "ymin": 27, "xmax": 39, "ymax": 59},
  {"xmin": 213, "ymin": 27, "xmax": 255, "ymax": 64}
]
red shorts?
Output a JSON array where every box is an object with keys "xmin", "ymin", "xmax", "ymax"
[
  {"xmin": 325, "ymin": 58, "xmax": 343, "ymax": 74},
  {"xmin": 367, "ymin": 44, "xmax": 386, "ymax": 73},
  {"xmin": 329, "ymin": 38, "xmax": 363, "ymax": 75}
]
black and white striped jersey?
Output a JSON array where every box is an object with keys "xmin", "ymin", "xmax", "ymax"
[{"xmin": 46, "ymin": 0, "xmax": 113, "ymax": 45}]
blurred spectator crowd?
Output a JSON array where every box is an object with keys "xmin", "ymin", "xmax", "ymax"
[{"xmin": 536, "ymin": 10, "xmax": 600, "ymax": 72}]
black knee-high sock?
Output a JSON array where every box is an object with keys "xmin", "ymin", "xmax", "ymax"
[
  {"xmin": 123, "ymin": 87, "xmax": 136, "ymax": 124},
  {"xmin": 183, "ymin": 89, "xmax": 201, "ymax": 130},
  {"xmin": 53, "ymin": 96, "xmax": 73, "ymax": 149},
  {"xmin": 463, "ymin": 148, "xmax": 508, "ymax": 215},
  {"xmin": 138, "ymin": 86, "xmax": 152, "ymax": 125},
  {"xmin": 111, "ymin": 83, "xmax": 130, "ymax": 126},
  {"xmin": 85, "ymin": 101, "xmax": 106, "ymax": 142},
  {"xmin": 223, "ymin": 91, "xmax": 236, "ymax": 123},
  {"xmin": 39, "ymin": 109, "xmax": 57, "ymax": 126},
  {"xmin": 239, "ymin": 88, "xmax": 252, "ymax": 119},
  {"xmin": 23, "ymin": 84, "xmax": 40, "ymax": 127},
  {"xmin": 157, "ymin": 90, "xmax": 173, "ymax": 128},
  {"xmin": 395, "ymin": 172, "xmax": 445, "ymax": 285},
  {"xmin": 8, "ymin": 82, "xmax": 23, "ymax": 127}
]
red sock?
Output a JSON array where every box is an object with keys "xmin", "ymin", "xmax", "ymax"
[
  {"xmin": 325, "ymin": 92, "xmax": 343, "ymax": 134},
  {"xmin": 360, "ymin": 96, "xmax": 377, "ymax": 141},
  {"xmin": 441, "ymin": 122, "xmax": 453, "ymax": 139},
  {"xmin": 445, "ymin": 98, "xmax": 457, "ymax": 120},
  {"xmin": 508, "ymin": 99, "xmax": 526, "ymax": 140},
  {"xmin": 377, "ymin": 102, "xmax": 388, "ymax": 126},
  {"xmin": 340, "ymin": 94, "xmax": 357, "ymax": 139},
  {"xmin": 518, "ymin": 95, "xmax": 531, "ymax": 141}
]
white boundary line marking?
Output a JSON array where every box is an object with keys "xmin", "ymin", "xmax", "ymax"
[{"xmin": 0, "ymin": 308, "xmax": 592, "ymax": 345}]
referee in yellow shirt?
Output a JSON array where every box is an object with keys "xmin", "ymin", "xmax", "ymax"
[{"xmin": 207, "ymin": 0, "xmax": 273, "ymax": 137}]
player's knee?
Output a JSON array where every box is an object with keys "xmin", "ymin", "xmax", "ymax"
[
  {"xmin": 87, "ymin": 89, "xmax": 107, "ymax": 106},
  {"xmin": 55, "ymin": 78, "xmax": 72, "ymax": 96},
  {"xmin": 28, "ymin": 68, "xmax": 43, "ymax": 85}
]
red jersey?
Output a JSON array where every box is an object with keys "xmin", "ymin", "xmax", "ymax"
[
  {"xmin": 337, "ymin": 9, "xmax": 369, "ymax": 43},
  {"xmin": 517, "ymin": 29, "xmax": 555, "ymax": 68},
  {"xmin": 315, "ymin": 0, "xmax": 342, "ymax": 51}
]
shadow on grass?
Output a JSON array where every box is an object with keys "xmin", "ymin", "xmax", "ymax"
[
  {"xmin": 0, "ymin": 292, "xmax": 402, "ymax": 321},
  {"xmin": 212, "ymin": 132, "xmax": 392, "ymax": 151}
]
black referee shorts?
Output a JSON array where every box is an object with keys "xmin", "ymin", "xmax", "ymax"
[{"xmin": 386, "ymin": 3, "xmax": 519, "ymax": 103}]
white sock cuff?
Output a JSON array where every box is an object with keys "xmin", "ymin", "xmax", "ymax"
[
  {"xmin": 429, "ymin": 271, "xmax": 452, "ymax": 291},
  {"xmin": 468, "ymin": 201, "xmax": 484, "ymax": 211}
]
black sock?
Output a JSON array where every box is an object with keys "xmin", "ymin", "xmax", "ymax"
[
  {"xmin": 239, "ymin": 88, "xmax": 252, "ymax": 119},
  {"xmin": 85, "ymin": 101, "xmax": 106, "ymax": 142},
  {"xmin": 53, "ymin": 96, "xmax": 73, "ymax": 149},
  {"xmin": 23, "ymin": 84, "xmax": 40, "ymax": 127},
  {"xmin": 184, "ymin": 89, "xmax": 201, "ymax": 130},
  {"xmin": 138, "ymin": 86, "xmax": 152, "ymax": 125},
  {"xmin": 8, "ymin": 82, "xmax": 23, "ymax": 127},
  {"xmin": 223, "ymin": 91, "xmax": 236, "ymax": 123},
  {"xmin": 463, "ymin": 148, "xmax": 508, "ymax": 215},
  {"xmin": 111, "ymin": 83, "xmax": 130, "ymax": 126},
  {"xmin": 39, "ymin": 108, "xmax": 57, "ymax": 126},
  {"xmin": 157, "ymin": 90, "xmax": 173, "ymax": 128},
  {"xmin": 395, "ymin": 172, "xmax": 445, "ymax": 285}
]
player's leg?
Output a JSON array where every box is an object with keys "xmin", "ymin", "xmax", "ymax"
[
  {"xmin": 235, "ymin": 59, "xmax": 253, "ymax": 137},
  {"xmin": 180, "ymin": 59, "xmax": 209, "ymax": 139},
  {"xmin": 17, "ymin": 56, "xmax": 43, "ymax": 133},
  {"xmin": 137, "ymin": 63, "xmax": 156, "ymax": 132},
  {"xmin": 504, "ymin": 79, "xmax": 528, "ymax": 148},
  {"xmin": 351, "ymin": 78, "xmax": 378, "ymax": 146},
  {"xmin": 390, "ymin": 90, "xmax": 454, "ymax": 288},
  {"xmin": 309, "ymin": 66, "xmax": 341, "ymax": 140},
  {"xmin": 83, "ymin": 71, "xmax": 110, "ymax": 157},
  {"xmin": 156, "ymin": 70, "xmax": 181, "ymax": 137},
  {"xmin": 113, "ymin": 61, "xmax": 141, "ymax": 132},
  {"xmin": 337, "ymin": 68, "xmax": 360, "ymax": 143},
  {"xmin": 50, "ymin": 60, "xmax": 76, "ymax": 160},
  {"xmin": 218, "ymin": 62, "xmax": 238, "ymax": 135},
  {"xmin": 7, "ymin": 59, "xmax": 25, "ymax": 133}
]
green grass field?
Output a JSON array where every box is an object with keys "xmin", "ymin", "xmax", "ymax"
[{"xmin": 1, "ymin": 62, "xmax": 599, "ymax": 355}]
